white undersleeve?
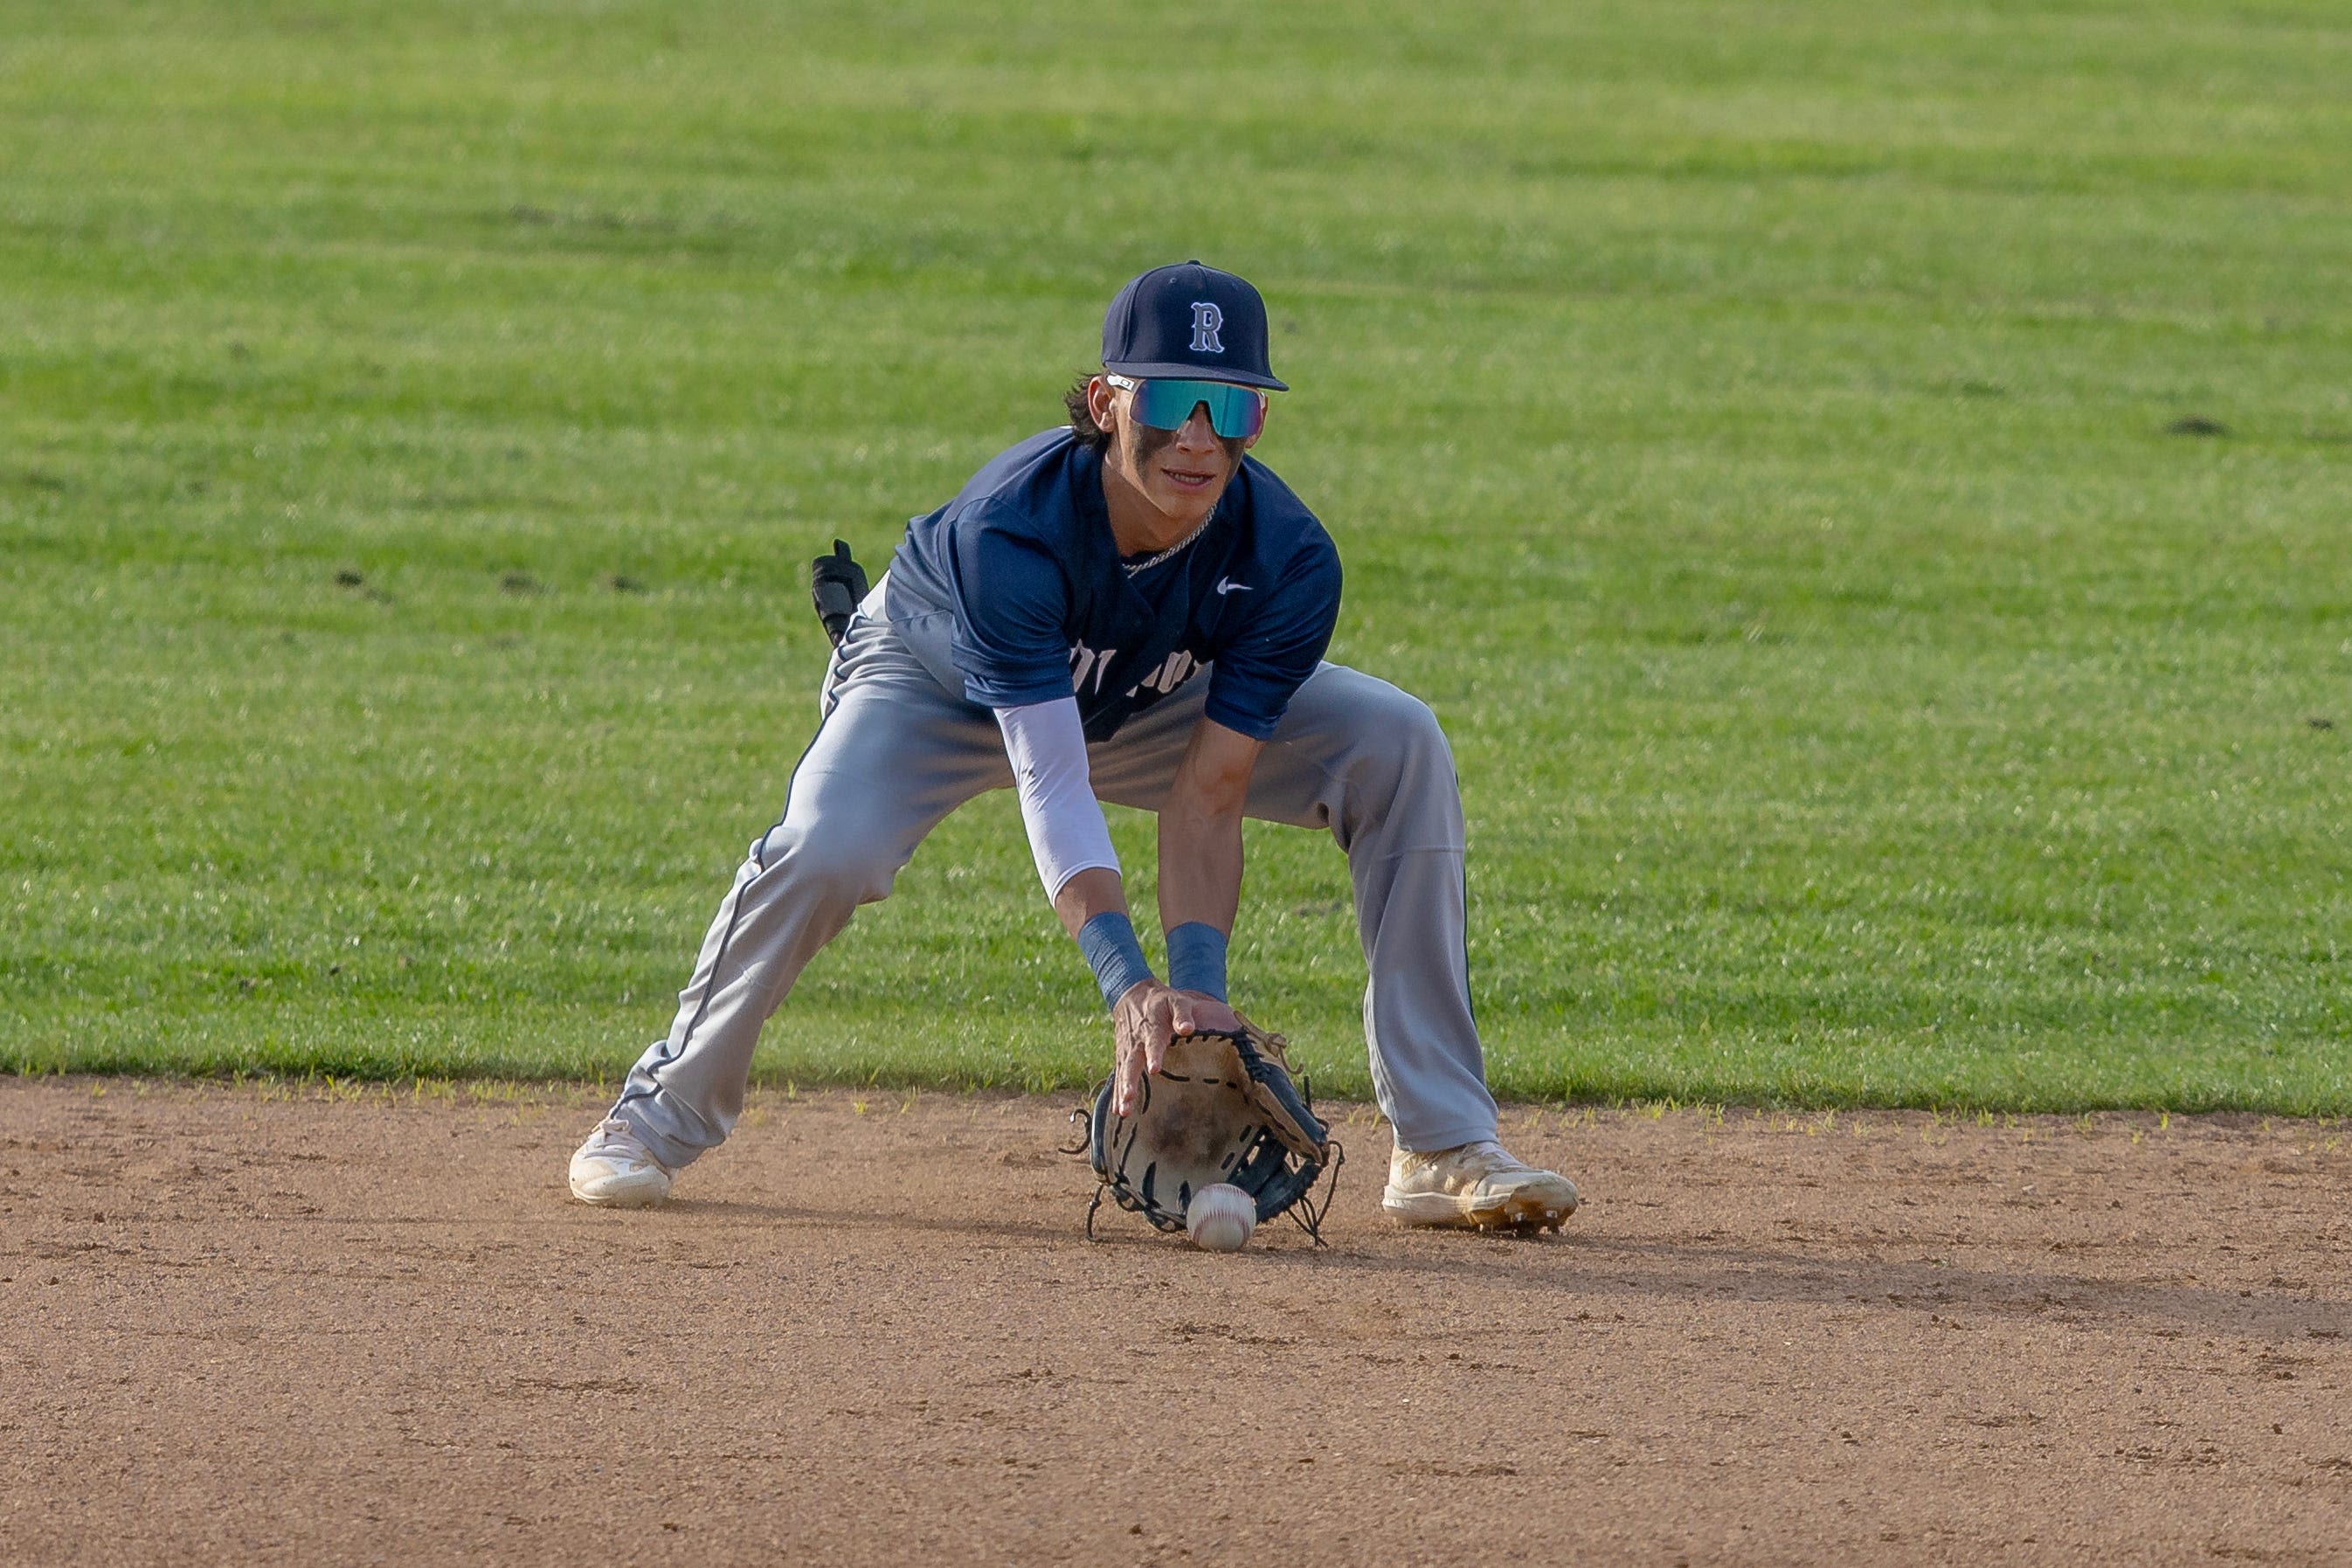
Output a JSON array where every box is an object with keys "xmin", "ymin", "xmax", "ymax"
[{"xmin": 994, "ymin": 697, "xmax": 1120, "ymax": 901}]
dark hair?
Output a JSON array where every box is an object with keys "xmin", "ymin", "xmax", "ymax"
[{"xmin": 1063, "ymin": 369, "xmax": 1111, "ymax": 452}]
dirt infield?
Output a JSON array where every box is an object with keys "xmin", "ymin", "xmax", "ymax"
[{"xmin": 3, "ymin": 1080, "xmax": 2348, "ymax": 1566}]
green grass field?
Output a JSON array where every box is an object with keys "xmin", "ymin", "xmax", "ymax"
[{"xmin": 4, "ymin": 0, "xmax": 2349, "ymax": 1111}]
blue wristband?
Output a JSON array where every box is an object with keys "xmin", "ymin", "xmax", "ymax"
[
  {"xmin": 1076, "ymin": 911, "xmax": 1154, "ymax": 1012},
  {"xmin": 1166, "ymin": 922, "xmax": 1228, "ymax": 1002}
]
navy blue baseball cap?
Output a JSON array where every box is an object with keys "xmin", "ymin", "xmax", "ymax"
[{"xmin": 1101, "ymin": 260, "xmax": 1286, "ymax": 392}]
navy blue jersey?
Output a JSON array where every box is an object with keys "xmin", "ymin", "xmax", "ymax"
[{"xmin": 885, "ymin": 428, "xmax": 1341, "ymax": 743}]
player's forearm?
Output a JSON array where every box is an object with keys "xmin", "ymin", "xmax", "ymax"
[
  {"xmin": 1053, "ymin": 866, "xmax": 1127, "ymax": 941},
  {"xmin": 1155, "ymin": 734, "xmax": 1250, "ymax": 1004},
  {"xmin": 1055, "ymin": 866, "xmax": 1157, "ymax": 1011},
  {"xmin": 1157, "ymin": 718, "xmax": 1260, "ymax": 940},
  {"xmin": 993, "ymin": 698, "xmax": 1150, "ymax": 1009},
  {"xmin": 1156, "ymin": 797, "xmax": 1243, "ymax": 937},
  {"xmin": 996, "ymin": 697, "xmax": 1123, "ymax": 936}
]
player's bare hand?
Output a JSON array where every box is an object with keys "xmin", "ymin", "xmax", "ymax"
[
  {"xmin": 1111, "ymin": 982, "xmax": 1240, "ymax": 1116},
  {"xmin": 1110, "ymin": 980, "xmax": 1174, "ymax": 1116},
  {"xmin": 1172, "ymin": 989, "xmax": 1240, "ymax": 1038}
]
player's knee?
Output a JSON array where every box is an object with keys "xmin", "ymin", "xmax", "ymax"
[
  {"xmin": 1334, "ymin": 683, "xmax": 1461, "ymax": 836},
  {"xmin": 1361, "ymin": 685, "xmax": 1452, "ymax": 773},
  {"xmin": 750, "ymin": 824, "xmax": 897, "ymax": 906}
]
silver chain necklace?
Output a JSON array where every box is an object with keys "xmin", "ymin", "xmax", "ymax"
[{"xmin": 1121, "ymin": 515, "xmax": 1215, "ymax": 577}]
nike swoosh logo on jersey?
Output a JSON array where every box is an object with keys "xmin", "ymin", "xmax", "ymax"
[{"xmin": 1214, "ymin": 577, "xmax": 1252, "ymax": 595}]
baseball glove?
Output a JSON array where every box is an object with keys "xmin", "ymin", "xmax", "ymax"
[{"xmin": 1077, "ymin": 1016, "xmax": 1342, "ymax": 1244}]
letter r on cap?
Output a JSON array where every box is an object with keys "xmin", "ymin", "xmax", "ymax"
[{"xmin": 1189, "ymin": 301, "xmax": 1225, "ymax": 354}]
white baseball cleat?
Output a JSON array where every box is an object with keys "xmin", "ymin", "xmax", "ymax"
[
  {"xmin": 1382, "ymin": 1139, "xmax": 1579, "ymax": 1233},
  {"xmin": 568, "ymin": 1117, "xmax": 673, "ymax": 1207}
]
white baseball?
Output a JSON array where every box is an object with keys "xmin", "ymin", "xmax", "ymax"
[{"xmin": 1186, "ymin": 1183, "xmax": 1256, "ymax": 1252}]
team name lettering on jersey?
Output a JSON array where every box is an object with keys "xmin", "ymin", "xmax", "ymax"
[
  {"xmin": 1069, "ymin": 641, "xmax": 1117, "ymax": 695},
  {"xmin": 1130, "ymin": 649, "xmax": 1198, "ymax": 699}
]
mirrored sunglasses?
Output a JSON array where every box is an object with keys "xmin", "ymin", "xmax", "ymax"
[{"xmin": 1105, "ymin": 374, "xmax": 1269, "ymax": 440}]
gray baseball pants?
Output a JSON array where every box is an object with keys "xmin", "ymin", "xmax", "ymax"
[{"xmin": 609, "ymin": 597, "xmax": 1500, "ymax": 1170}]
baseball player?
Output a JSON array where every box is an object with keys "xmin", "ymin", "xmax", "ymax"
[{"xmin": 567, "ymin": 261, "xmax": 1579, "ymax": 1233}]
